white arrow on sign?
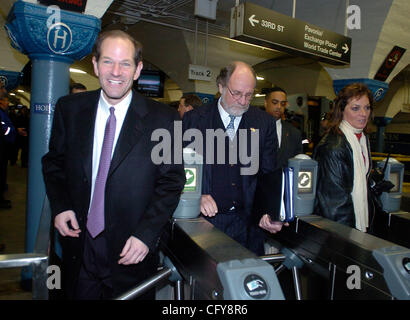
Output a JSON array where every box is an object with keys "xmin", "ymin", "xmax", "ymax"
[
  {"xmin": 248, "ymin": 14, "xmax": 259, "ymax": 27},
  {"xmin": 342, "ymin": 43, "xmax": 349, "ymax": 54}
]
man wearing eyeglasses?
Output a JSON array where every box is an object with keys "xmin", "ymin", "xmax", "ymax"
[
  {"xmin": 182, "ymin": 61, "xmax": 285, "ymax": 255},
  {"xmin": 264, "ymin": 87, "xmax": 303, "ymax": 169}
]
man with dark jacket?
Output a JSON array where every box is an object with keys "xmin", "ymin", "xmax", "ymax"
[
  {"xmin": 264, "ymin": 87, "xmax": 303, "ymax": 168},
  {"xmin": 42, "ymin": 30, "xmax": 185, "ymax": 299},
  {"xmin": 0, "ymin": 95, "xmax": 16, "ymax": 209},
  {"xmin": 183, "ymin": 61, "xmax": 285, "ymax": 255}
]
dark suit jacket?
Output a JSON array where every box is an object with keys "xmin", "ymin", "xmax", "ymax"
[
  {"xmin": 42, "ymin": 89, "xmax": 185, "ymax": 298},
  {"xmin": 182, "ymin": 100, "xmax": 277, "ymax": 225},
  {"xmin": 277, "ymin": 120, "xmax": 303, "ymax": 169}
]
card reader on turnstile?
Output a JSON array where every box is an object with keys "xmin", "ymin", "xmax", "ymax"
[
  {"xmin": 288, "ymin": 154, "xmax": 318, "ymax": 216},
  {"xmin": 376, "ymin": 158, "xmax": 404, "ymax": 213},
  {"xmin": 173, "ymin": 148, "xmax": 203, "ymax": 219}
]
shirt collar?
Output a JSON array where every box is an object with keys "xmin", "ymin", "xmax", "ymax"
[{"xmin": 99, "ymin": 90, "xmax": 133, "ymax": 112}]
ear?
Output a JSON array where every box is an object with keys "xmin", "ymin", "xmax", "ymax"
[
  {"xmin": 134, "ymin": 61, "xmax": 143, "ymax": 81},
  {"xmin": 92, "ymin": 56, "xmax": 99, "ymax": 77},
  {"xmin": 218, "ymin": 83, "xmax": 224, "ymax": 95},
  {"xmin": 264, "ymin": 99, "xmax": 267, "ymax": 109}
]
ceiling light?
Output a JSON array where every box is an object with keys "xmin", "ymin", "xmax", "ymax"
[
  {"xmin": 9, "ymin": 93, "xmax": 15, "ymax": 96},
  {"xmin": 256, "ymin": 76, "xmax": 264, "ymax": 81},
  {"xmin": 70, "ymin": 68, "xmax": 87, "ymax": 74},
  {"xmin": 17, "ymin": 89, "xmax": 24, "ymax": 93},
  {"xmin": 255, "ymin": 94, "xmax": 266, "ymax": 97}
]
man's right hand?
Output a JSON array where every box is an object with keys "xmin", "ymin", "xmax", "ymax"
[
  {"xmin": 200, "ymin": 195, "xmax": 218, "ymax": 217},
  {"xmin": 54, "ymin": 210, "xmax": 81, "ymax": 237}
]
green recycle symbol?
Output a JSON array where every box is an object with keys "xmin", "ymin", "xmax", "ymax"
[{"xmin": 185, "ymin": 169, "xmax": 195, "ymax": 185}]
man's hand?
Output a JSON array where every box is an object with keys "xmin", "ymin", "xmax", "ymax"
[
  {"xmin": 200, "ymin": 194, "xmax": 218, "ymax": 217},
  {"xmin": 118, "ymin": 236, "xmax": 149, "ymax": 265},
  {"xmin": 54, "ymin": 210, "xmax": 81, "ymax": 237},
  {"xmin": 259, "ymin": 214, "xmax": 288, "ymax": 233}
]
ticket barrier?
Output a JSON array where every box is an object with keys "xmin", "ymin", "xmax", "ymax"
[
  {"xmin": 154, "ymin": 148, "xmax": 285, "ymax": 300},
  {"xmin": 270, "ymin": 215, "xmax": 410, "ymax": 300},
  {"xmin": 371, "ymin": 158, "xmax": 410, "ymax": 248},
  {"xmin": 160, "ymin": 217, "xmax": 285, "ymax": 300}
]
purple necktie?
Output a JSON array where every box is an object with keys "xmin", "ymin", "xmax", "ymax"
[{"xmin": 87, "ymin": 107, "xmax": 116, "ymax": 238}]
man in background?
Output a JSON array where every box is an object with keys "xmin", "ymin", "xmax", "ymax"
[
  {"xmin": 264, "ymin": 86, "xmax": 303, "ymax": 168},
  {"xmin": 0, "ymin": 95, "xmax": 16, "ymax": 210},
  {"xmin": 70, "ymin": 83, "xmax": 87, "ymax": 94},
  {"xmin": 177, "ymin": 93, "xmax": 202, "ymax": 119}
]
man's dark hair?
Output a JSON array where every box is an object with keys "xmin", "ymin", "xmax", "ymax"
[
  {"xmin": 182, "ymin": 94, "xmax": 202, "ymax": 109},
  {"xmin": 92, "ymin": 29, "xmax": 143, "ymax": 65},
  {"xmin": 264, "ymin": 86, "xmax": 287, "ymax": 100},
  {"xmin": 70, "ymin": 83, "xmax": 87, "ymax": 93}
]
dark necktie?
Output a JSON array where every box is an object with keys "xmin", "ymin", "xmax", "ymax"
[
  {"xmin": 87, "ymin": 107, "xmax": 116, "ymax": 238},
  {"xmin": 226, "ymin": 115, "xmax": 236, "ymax": 140}
]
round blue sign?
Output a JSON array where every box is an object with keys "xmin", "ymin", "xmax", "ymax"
[{"xmin": 47, "ymin": 22, "xmax": 72, "ymax": 54}]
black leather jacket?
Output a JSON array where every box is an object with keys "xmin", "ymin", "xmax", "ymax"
[{"xmin": 313, "ymin": 130, "xmax": 371, "ymax": 228}]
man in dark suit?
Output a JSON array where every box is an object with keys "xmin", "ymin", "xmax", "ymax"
[
  {"xmin": 183, "ymin": 61, "xmax": 285, "ymax": 255},
  {"xmin": 0, "ymin": 95, "xmax": 15, "ymax": 210},
  {"xmin": 264, "ymin": 87, "xmax": 303, "ymax": 168},
  {"xmin": 42, "ymin": 30, "xmax": 185, "ymax": 299}
]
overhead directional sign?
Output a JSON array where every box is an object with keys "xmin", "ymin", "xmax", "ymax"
[{"xmin": 230, "ymin": 2, "xmax": 351, "ymax": 65}]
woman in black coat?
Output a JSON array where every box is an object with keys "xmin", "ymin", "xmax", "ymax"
[{"xmin": 313, "ymin": 83, "xmax": 374, "ymax": 232}]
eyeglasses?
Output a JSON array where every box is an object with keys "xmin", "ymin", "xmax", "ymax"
[{"xmin": 226, "ymin": 86, "xmax": 254, "ymax": 102}]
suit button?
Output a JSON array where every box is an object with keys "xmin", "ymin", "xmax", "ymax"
[{"xmin": 232, "ymin": 183, "xmax": 236, "ymax": 186}]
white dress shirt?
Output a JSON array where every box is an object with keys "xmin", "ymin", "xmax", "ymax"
[
  {"xmin": 276, "ymin": 118, "xmax": 282, "ymax": 148},
  {"xmin": 89, "ymin": 91, "xmax": 132, "ymax": 208}
]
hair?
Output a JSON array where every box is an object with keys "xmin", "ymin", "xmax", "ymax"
[
  {"xmin": 92, "ymin": 30, "xmax": 143, "ymax": 65},
  {"xmin": 216, "ymin": 61, "xmax": 256, "ymax": 88},
  {"xmin": 70, "ymin": 83, "xmax": 87, "ymax": 93},
  {"xmin": 182, "ymin": 94, "xmax": 202, "ymax": 109},
  {"xmin": 328, "ymin": 82, "xmax": 374, "ymax": 134},
  {"xmin": 264, "ymin": 86, "xmax": 287, "ymax": 100}
]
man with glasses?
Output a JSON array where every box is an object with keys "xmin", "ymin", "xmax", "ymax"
[
  {"xmin": 183, "ymin": 61, "xmax": 285, "ymax": 255},
  {"xmin": 264, "ymin": 87, "xmax": 303, "ymax": 169}
]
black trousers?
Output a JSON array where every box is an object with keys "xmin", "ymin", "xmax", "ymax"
[{"xmin": 75, "ymin": 231, "xmax": 113, "ymax": 300}]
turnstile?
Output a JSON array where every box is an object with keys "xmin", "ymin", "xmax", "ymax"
[
  {"xmin": 160, "ymin": 217, "xmax": 285, "ymax": 300},
  {"xmin": 270, "ymin": 215, "xmax": 410, "ymax": 300}
]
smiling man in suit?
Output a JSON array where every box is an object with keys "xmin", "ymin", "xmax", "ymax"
[
  {"xmin": 264, "ymin": 87, "xmax": 303, "ymax": 169},
  {"xmin": 42, "ymin": 30, "xmax": 185, "ymax": 299}
]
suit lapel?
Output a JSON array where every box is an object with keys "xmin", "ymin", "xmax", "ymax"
[
  {"xmin": 108, "ymin": 91, "xmax": 147, "ymax": 177},
  {"xmin": 78, "ymin": 91, "xmax": 100, "ymax": 184}
]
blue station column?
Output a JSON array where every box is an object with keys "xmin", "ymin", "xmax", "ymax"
[
  {"xmin": 333, "ymin": 78, "xmax": 390, "ymax": 152},
  {"xmin": 5, "ymin": 1, "xmax": 100, "ymax": 281}
]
